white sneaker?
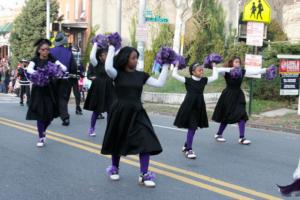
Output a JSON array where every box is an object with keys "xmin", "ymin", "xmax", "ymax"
[
  {"xmin": 139, "ymin": 172, "xmax": 156, "ymax": 188},
  {"xmin": 36, "ymin": 138, "xmax": 45, "ymax": 147},
  {"xmin": 88, "ymin": 128, "xmax": 96, "ymax": 137},
  {"xmin": 110, "ymin": 174, "xmax": 120, "ymax": 181},
  {"xmin": 182, "ymin": 145, "xmax": 187, "ymax": 152},
  {"xmin": 293, "ymin": 160, "xmax": 300, "ymax": 180},
  {"xmin": 239, "ymin": 138, "xmax": 251, "ymax": 145},
  {"xmin": 89, "ymin": 132, "xmax": 96, "ymax": 137},
  {"xmin": 185, "ymin": 150, "xmax": 197, "ymax": 159},
  {"xmin": 215, "ymin": 135, "xmax": 226, "ymax": 142}
]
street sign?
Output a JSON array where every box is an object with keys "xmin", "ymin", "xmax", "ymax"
[
  {"xmin": 136, "ymin": 25, "xmax": 148, "ymax": 42},
  {"xmin": 245, "ymin": 54, "xmax": 263, "ymax": 78},
  {"xmin": 280, "ymin": 74, "xmax": 299, "ymax": 95},
  {"xmin": 277, "ymin": 55, "xmax": 300, "ymax": 115},
  {"xmin": 279, "ymin": 59, "xmax": 300, "ymax": 96},
  {"xmin": 144, "ymin": 8, "xmax": 169, "ymax": 23},
  {"xmin": 246, "ymin": 22, "xmax": 264, "ymax": 46},
  {"xmin": 243, "ymin": 0, "xmax": 271, "ymax": 24},
  {"xmin": 145, "ymin": 16, "xmax": 169, "ymax": 23}
]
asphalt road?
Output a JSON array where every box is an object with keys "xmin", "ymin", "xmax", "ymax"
[{"xmin": 0, "ymin": 94, "xmax": 299, "ymax": 200}]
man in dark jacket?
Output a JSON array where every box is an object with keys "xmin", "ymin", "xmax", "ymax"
[{"xmin": 50, "ymin": 32, "xmax": 79, "ymax": 126}]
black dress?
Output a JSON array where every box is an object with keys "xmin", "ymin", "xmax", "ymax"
[
  {"xmin": 212, "ymin": 69, "xmax": 249, "ymax": 124},
  {"xmin": 26, "ymin": 57, "xmax": 59, "ymax": 121},
  {"xmin": 174, "ymin": 77, "xmax": 209, "ymax": 129},
  {"xmin": 101, "ymin": 70, "xmax": 162, "ymax": 156},
  {"xmin": 83, "ymin": 63, "xmax": 114, "ymax": 113}
]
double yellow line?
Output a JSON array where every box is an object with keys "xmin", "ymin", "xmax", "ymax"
[{"xmin": 0, "ymin": 117, "xmax": 282, "ymax": 200}]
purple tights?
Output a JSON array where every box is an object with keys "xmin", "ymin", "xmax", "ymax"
[
  {"xmin": 37, "ymin": 120, "xmax": 51, "ymax": 138},
  {"xmin": 217, "ymin": 120, "xmax": 246, "ymax": 138},
  {"xmin": 112, "ymin": 153, "xmax": 150, "ymax": 174}
]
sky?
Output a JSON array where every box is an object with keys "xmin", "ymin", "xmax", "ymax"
[{"xmin": 0, "ymin": 0, "xmax": 25, "ymax": 17}]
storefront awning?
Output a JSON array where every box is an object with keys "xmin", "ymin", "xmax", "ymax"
[
  {"xmin": 62, "ymin": 22, "xmax": 88, "ymax": 29},
  {"xmin": 0, "ymin": 23, "xmax": 13, "ymax": 34}
]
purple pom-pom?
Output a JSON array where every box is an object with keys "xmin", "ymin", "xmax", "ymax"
[
  {"xmin": 91, "ymin": 34, "xmax": 109, "ymax": 50},
  {"xmin": 107, "ymin": 32, "xmax": 122, "ymax": 50},
  {"xmin": 230, "ymin": 67, "xmax": 242, "ymax": 78},
  {"xmin": 204, "ymin": 53, "xmax": 223, "ymax": 69},
  {"xmin": 106, "ymin": 165, "xmax": 119, "ymax": 175},
  {"xmin": 265, "ymin": 64, "xmax": 277, "ymax": 80},
  {"xmin": 155, "ymin": 47, "xmax": 177, "ymax": 65},
  {"xmin": 27, "ymin": 62, "xmax": 65, "ymax": 86},
  {"xmin": 175, "ymin": 55, "xmax": 187, "ymax": 70},
  {"xmin": 142, "ymin": 172, "xmax": 156, "ymax": 181}
]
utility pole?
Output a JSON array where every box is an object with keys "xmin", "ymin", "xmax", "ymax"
[
  {"xmin": 137, "ymin": 0, "xmax": 146, "ymax": 71},
  {"xmin": 116, "ymin": 0, "xmax": 122, "ymax": 34}
]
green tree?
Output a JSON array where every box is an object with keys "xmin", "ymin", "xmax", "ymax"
[
  {"xmin": 267, "ymin": 20, "xmax": 288, "ymax": 42},
  {"xmin": 144, "ymin": 24, "xmax": 174, "ymax": 73},
  {"xmin": 186, "ymin": 0, "xmax": 226, "ymax": 64},
  {"xmin": 129, "ymin": 15, "xmax": 137, "ymax": 48},
  {"xmin": 10, "ymin": 0, "xmax": 59, "ymax": 67},
  {"xmin": 151, "ymin": 24, "xmax": 174, "ymax": 53},
  {"xmin": 82, "ymin": 26, "xmax": 99, "ymax": 67}
]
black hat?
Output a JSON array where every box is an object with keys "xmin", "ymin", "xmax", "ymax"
[
  {"xmin": 34, "ymin": 38, "xmax": 51, "ymax": 47},
  {"xmin": 54, "ymin": 32, "xmax": 67, "ymax": 46}
]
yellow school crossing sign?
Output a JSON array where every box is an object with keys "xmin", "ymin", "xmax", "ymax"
[{"xmin": 243, "ymin": 0, "xmax": 271, "ymax": 24}]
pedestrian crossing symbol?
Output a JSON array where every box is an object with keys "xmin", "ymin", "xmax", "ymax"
[{"xmin": 243, "ymin": 0, "xmax": 271, "ymax": 24}]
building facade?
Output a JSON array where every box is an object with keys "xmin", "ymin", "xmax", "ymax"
[{"xmin": 56, "ymin": 0, "xmax": 92, "ymax": 52}]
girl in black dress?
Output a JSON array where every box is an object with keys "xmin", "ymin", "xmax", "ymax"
[
  {"xmin": 172, "ymin": 62, "xmax": 229, "ymax": 159},
  {"xmin": 26, "ymin": 39, "xmax": 67, "ymax": 147},
  {"xmin": 212, "ymin": 56, "xmax": 271, "ymax": 145},
  {"xmin": 83, "ymin": 43, "xmax": 114, "ymax": 136},
  {"xmin": 102, "ymin": 45, "xmax": 169, "ymax": 188}
]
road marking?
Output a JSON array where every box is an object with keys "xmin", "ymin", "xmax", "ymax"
[{"xmin": 0, "ymin": 117, "xmax": 282, "ymax": 200}]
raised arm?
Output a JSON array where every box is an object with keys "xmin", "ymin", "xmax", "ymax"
[
  {"xmin": 245, "ymin": 68, "xmax": 267, "ymax": 76},
  {"xmin": 105, "ymin": 45, "xmax": 118, "ymax": 79},
  {"xmin": 172, "ymin": 65, "xmax": 185, "ymax": 83},
  {"xmin": 90, "ymin": 43, "xmax": 98, "ymax": 67},
  {"xmin": 146, "ymin": 64, "xmax": 169, "ymax": 87}
]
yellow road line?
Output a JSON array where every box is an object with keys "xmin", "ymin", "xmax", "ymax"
[
  {"xmin": 0, "ymin": 119, "xmax": 255, "ymax": 200},
  {"xmin": 0, "ymin": 117, "xmax": 282, "ymax": 200}
]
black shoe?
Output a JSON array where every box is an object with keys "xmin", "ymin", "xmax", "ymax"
[
  {"xmin": 76, "ymin": 106, "xmax": 83, "ymax": 115},
  {"xmin": 62, "ymin": 118, "xmax": 70, "ymax": 126},
  {"xmin": 76, "ymin": 110, "xmax": 83, "ymax": 115},
  {"xmin": 20, "ymin": 102, "xmax": 24, "ymax": 106},
  {"xmin": 97, "ymin": 113, "xmax": 105, "ymax": 120},
  {"xmin": 278, "ymin": 179, "xmax": 300, "ymax": 197}
]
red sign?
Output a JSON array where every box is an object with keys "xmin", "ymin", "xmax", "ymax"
[{"xmin": 279, "ymin": 59, "xmax": 300, "ymax": 74}]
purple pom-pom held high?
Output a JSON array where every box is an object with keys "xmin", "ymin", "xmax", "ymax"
[
  {"xmin": 91, "ymin": 34, "xmax": 109, "ymax": 50},
  {"xmin": 204, "ymin": 53, "xmax": 223, "ymax": 69},
  {"xmin": 155, "ymin": 47, "xmax": 177, "ymax": 65},
  {"xmin": 174, "ymin": 55, "xmax": 187, "ymax": 70},
  {"xmin": 107, "ymin": 32, "xmax": 122, "ymax": 50}
]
